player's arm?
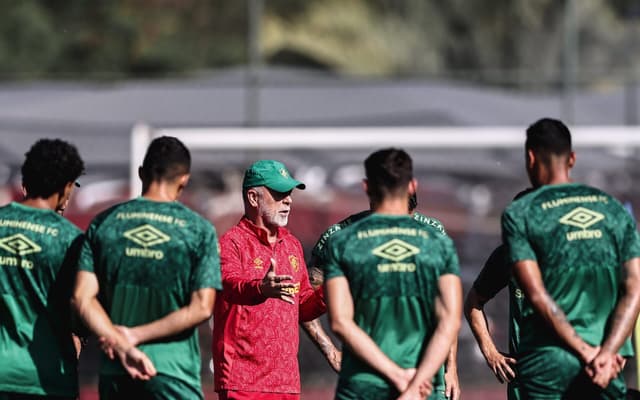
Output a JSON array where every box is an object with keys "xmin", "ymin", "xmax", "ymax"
[
  {"xmin": 589, "ymin": 257, "xmax": 640, "ymax": 387},
  {"xmin": 464, "ymin": 286, "xmax": 516, "ymax": 383},
  {"xmin": 399, "ymin": 274, "xmax": 462, "ymax": 400},
  {"xmin": 513, "ymin": 260, "xmax": 598, "ymax": 363},
  {"xmin": 600, "ymin": 257, "xmax": 640, "ymax": 354},
  {"xmin": 301, "ymin": 259, "xmax": 341, "ymax": 372},
  {"xmin": 302, "ymin": 318, "xmax": 342, "ymax": 372},
  {"xmin": 72, "ymin": 270, "xmax": 156, "ymax": 380},
  {"xmin": 117, "ymin": 288, "xmax": 216, "ymax": 346},
  {"xmin": 444, "ymin": 338, "xmax": 461, "ymax": 400},
  {"xmin": 327, "ymin": 276, "xmax": 413, "ymax": 391}
]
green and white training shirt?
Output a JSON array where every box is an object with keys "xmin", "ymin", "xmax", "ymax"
[
  {"xmin": 79, "ymin": 197, "xmax": 222, "ymax": 390},
  {"xmin": 324, "ymin": 213, "xmax": 460, "ymax": 390},
  {"xmin": 0, "ymin": 202, "xmax": 82, "ymax": 397},
  {"xmin": 502, "ymin": 183, "xmax": 640, "ymax": 356}
]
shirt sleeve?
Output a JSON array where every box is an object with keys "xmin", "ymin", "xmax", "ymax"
[
  {"xmin": 438, "ymin": 235, "xmax": 460, "ymax": 276},
  {"xmin": 220, "ymin": 235, "xmax": 265, "ymax": 305},
  {"xmin": 190, "ymin": 221, "xmax": 223, "ymax": 291},
  {"xmin": 322, "ymin": 234, "xmax": 345, "ymax": 280},
  {"xmin": 472, "ymin": 244, "xmax": 510, "ymax": 300},
  {"xmin": 620, "ymin": 212, "xmax": 640, "ymax": 263},
  {"xmin": 502, "ymin": 205, "xmax": 537, "ymax": 264},
  {"xmin": 78, "ymin": 222, "xmax": 97, "ymax": 273},
  {"xmin": 310, "ymin": 226, "xmax": 335, "ymax": 270}
]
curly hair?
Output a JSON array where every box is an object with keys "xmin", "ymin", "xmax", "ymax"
[{"xmin": 21, "ymin": 138, "xmax": 85, "ymax": 199}]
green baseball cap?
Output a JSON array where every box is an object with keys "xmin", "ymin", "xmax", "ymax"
[{"xmin": 242, "ymin": 160, "xmax": 306, "ymax": 192}]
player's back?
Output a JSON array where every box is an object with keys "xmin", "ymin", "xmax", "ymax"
[
  {"xmin": 80, "ymin": 197, "xmax": 220, "ymax": 387},
  {"xmin": 0, "ymin": 202, "xmax": 82, "ymax": 397},
  {"xmin": 503, "ymin": 182, "xmax": 639, "ymax": 353},
  {"xmin": 324, "ymin": 213, "xmax": 459, "ymax": 387}
]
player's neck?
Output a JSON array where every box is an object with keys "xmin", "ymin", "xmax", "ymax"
[
  {"xmin": 21, "ymin": 196, "xmax": 58, "ymax": 211},
  {"xmin": 372, "ymin": 197, "xmax": 410, "ymax": 216},
  {"xmin": 538, "ymin": 165, "xmax": 572, "ymax": 186},
  {"xmin": 142, "ymin": 182, "xmax": 180, "ymax": 202}
]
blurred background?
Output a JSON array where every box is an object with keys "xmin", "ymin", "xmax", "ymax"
[{"xmin": 0, "ymin": 1, "xmax": 639, "ymax": 399}]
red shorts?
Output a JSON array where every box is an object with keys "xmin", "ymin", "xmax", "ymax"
[{"xmin": 217, "ymin": 390, "xmax": 300, "ymax": 400}]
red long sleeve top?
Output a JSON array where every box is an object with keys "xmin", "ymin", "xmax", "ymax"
[{"xmin": 213, "ymin": 217, "xmax": 326, "ymax": 394}]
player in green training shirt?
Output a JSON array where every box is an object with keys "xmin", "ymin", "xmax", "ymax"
[
  {"xmin": 73, "ymin": 136, "xmax": 221, "ymax": 399},
  {"xmin": 464, "ymin": 188, "xmax": 534, "ymax": 400},
  {"xmin": 501, "ymin": 118, "xmax": 640, "ymax": 399},
  {"xmin": 0, "ymin": 139, "xmax": 84, "ymax": 400},
  {"xmin": 310, "ymin": 193, "xmax": 459, "ymax": 400},
  {"xmin": 324, "ymin": 148, "xmax": 462, "ymax": 400}
]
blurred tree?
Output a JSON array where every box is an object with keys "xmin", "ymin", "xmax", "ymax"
[
  {"xmin": 0, "ymin": 0, "xmax": 59, "ymax": 79},
  {"xmin": 0, "ymin": 0, "xmax": 635, "ymax": 85}
]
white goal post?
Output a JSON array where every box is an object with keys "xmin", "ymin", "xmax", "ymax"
[{"xmin": 130, "ymin": 124, "xmax": 640, "ymax": 198}]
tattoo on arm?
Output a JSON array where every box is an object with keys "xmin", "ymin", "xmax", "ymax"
[{"xmin": 303, "ymin": 319, "xmax": 334, "ymax": 356}]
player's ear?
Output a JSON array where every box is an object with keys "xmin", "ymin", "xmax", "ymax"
[
  {"xmin": 567, "ymin": 151, "xmax": 576, "ymax": 169},
  {"xmin": 526, "ymin": 149, "xmax": 536, "ymax": 170},
  {"xmin": 178, "ymin": 174, "xmax": 190, "ymax": 188},
  {"xmin": 362, "ymin": 179, "xmax": 369, "ymax": 196},
  {"xmin": 408, "ymin": 178, "xmax": 418, "ymax": 195}
]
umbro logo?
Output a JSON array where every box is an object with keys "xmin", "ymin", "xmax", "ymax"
[
  {"xmin": 123, "ymin": 224, "xmax": 170, "ymax": 247},
  {"xmin": 0, "ymin": 233, "xmax": 42, "ymax": 256},
  {"xmin": 559, "ymin": 207, "xmax": 604, "ymax": 229},
  {"xmin": 372, "ymin": 239, "xmax": 420, "ymax": 262}
]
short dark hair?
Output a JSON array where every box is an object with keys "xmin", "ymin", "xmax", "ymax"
[
  {"xmin": 525, "ymin": 118, "xmax": 572, "ymax": 162},
  {"xmin": 140, "ymin": 136, "xmax": 191, "ymax": 183},
  {"xmin": 21, "ymin": 139, "xmax": 84, "ymax": 199},
  {"xmin": 364, "ymin": 148, "xmax": 413, "ymax": 204}
]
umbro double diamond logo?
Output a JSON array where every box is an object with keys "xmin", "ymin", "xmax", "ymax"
[
  {"xmin": 0, "ymin": 233, "xmax": 42, "ymax": 256},
  {"xmin": 559, "ymin": 207, "xmax": 604, "ymax": 229},
  {"xmin": 372, "ymin": 239, "xmax": 420, "ymax": 262},
  {"xmin": 124, "ymin": 224, "xmax": 170, "ymax": 247}
]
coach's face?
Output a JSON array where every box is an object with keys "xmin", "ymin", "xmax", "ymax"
[{"xmin": 256, "ymin": 186, "xmax": 292, "ymax": 228}]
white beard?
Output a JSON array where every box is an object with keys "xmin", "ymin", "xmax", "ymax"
[{"xmin": 258, "ymin": 197, "xmax": 289, "ymax": 227}]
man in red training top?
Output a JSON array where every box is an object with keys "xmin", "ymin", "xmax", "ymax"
[{"xmin": 213, "ymin": 160, "xmax": 326, "ymax": 400}]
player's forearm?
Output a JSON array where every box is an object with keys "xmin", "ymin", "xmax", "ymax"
[
  {"xmin": 331, "ymin": 316, "xmax": 402, "ymax": 382},
  {"xmin": 446, "ymin": 337, "xmax": 458, "ymax": 372},
  {"xmin": 464, "ymin": 290, "xmax": 500, "ymax": 358},
  {"xmin": 130, "ymin": 306, "xmax": 209, "ymax": 345},
  {"xmin": 72, "ymin": 296, "xmax": 130, "ymax": 353},
  {"xmin": 302, "ymin": 319, "xmax": 338, "ymax": 358},
  {"xmin": 528, "ymin": 290, "xmax": 592, "ymax": 361},
  {"xmin": 410, "ymin": 312, "xmax": 460, "ymax": 390},
  {"xmin": 130, "ymin": 288, "xmax": 216, "ymax": 345},
  {"xmin": 602, "ymin": 259, "xmax": 640, "ymax": 354}
]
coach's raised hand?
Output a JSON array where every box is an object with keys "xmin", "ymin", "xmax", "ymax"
[{"xmin": 259, "ymin": 258, "xmax": 296, "ymax": 304}]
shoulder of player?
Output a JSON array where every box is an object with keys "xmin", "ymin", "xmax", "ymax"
[
  {"xmin": 54, "ymin": 214, "xmax": 83, "ymax": 236},
  {"xmin": 315, "ymin": 210, "xmax": 371, "ymax": 243},
  {"xmin": 411, "ymin": 212, "xmax": 447, "ymax": 235}
]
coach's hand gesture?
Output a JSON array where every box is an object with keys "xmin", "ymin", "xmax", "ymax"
[{"xmin": 259, "ymin": 258, "xmax": 296, "ymax": 304}]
